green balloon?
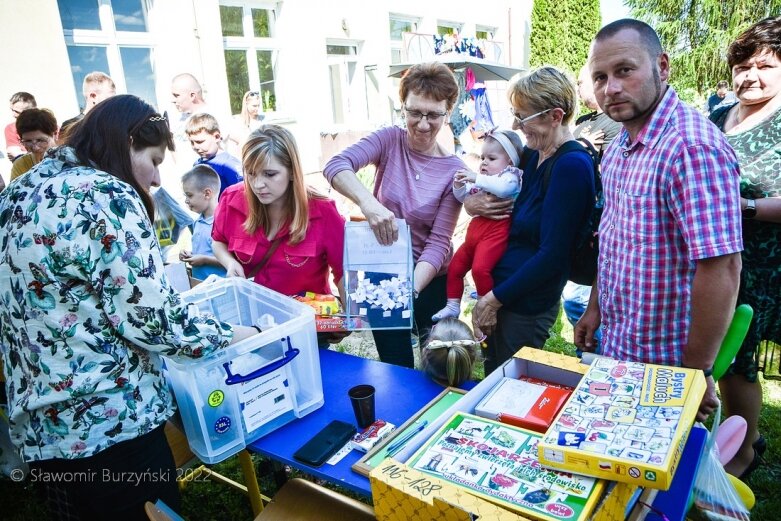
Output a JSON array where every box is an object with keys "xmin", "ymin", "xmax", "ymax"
[{"xmin": 713, "ymin": 304, "xmax": 753, "ymax": 381}]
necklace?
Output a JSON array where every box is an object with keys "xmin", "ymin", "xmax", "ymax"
[{"xmin": 411, "ymin": 152, "xmax": 437, "ymax": 180}]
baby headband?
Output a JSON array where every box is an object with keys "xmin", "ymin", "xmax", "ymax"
[
  {"xmin": 427, "ymin": 339, "xmax": 478, "ymax": 350},
  {"xmin": 485, "ymin": 129, "xmax": 521, "ymax": 168}
]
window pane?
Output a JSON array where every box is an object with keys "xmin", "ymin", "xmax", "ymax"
[
  {"xmin": 256, "ymin": 50, "xmax": 276, "ymax": 111},
  {"xmin": 437, "ymin": 26, "xmax": 456, "ymax": 36},
  {"xmin": 224, "ymin": 50, "xmax": 249, "ymax": 114},
  {"xmin": 390, "ymin": 49, "xmax": 402, "ymax": 65},
  {"xmin": 67, "ymin": 45, "xmax": 110, "ymax": 110},
  {"xmin": 220, "ymin": 5, "xmax": 243, "ymax": 37},
  {"xmin": 112, "ymin": 0, "xmax": 148, "ymax": 32},
  {"xmin": 252, "ymin": 8, "xmax": 272, "ymax": 37},
  {"xmin": 476, "ymin": 30, "xmax": 490, "ymax": 40},
  {"xmin": 389, "ymin": 19, "xmax": 413, "ymax": 41},
  {"xmin": 120, "ymin": 47, "xmax": 157, "ymax": 108},
  {"xmin": 327, "ymin": 45, "xmax": 356, "ymax": 56},
  {"xmin": 58, "ymin": 0, "xmax": 101, "ymax": 30}
]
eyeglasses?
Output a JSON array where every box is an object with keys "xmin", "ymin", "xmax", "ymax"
[
  {"xmin": 21, "ymin": 138, "xmax": 51, "ymax": 149},
  {"xmin": 512, "ymin": 108, "xmax": 553, "ymax": 129},
  {"xmin": 247, "ymin": 91, "xmax": 260, "ymax": 97},
  {"xmin": 403, "ymin": 106, "xmax": 447, "ymax": 123},
  {"xmin": 12, "ymin": 108, "xmax": 23, "ymax": 117}
]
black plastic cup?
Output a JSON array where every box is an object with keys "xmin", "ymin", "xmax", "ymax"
[{"xmin": 348, "ymin": 384, "xmax": 376, "ymax": 429}]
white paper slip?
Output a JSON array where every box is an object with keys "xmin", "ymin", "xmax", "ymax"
[{"xmin": 326, "ymin": 440, "xmax": 354, "ymax": 465}]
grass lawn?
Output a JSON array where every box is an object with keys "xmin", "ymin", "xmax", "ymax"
[{"xmin": 2, "ymin": 313, "xmax": 780, "ymax": 520}]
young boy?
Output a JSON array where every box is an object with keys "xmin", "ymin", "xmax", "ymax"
[
  {"xmin": 179, "ymin": 165, "xmax": 227, "ymax": 280},
  {"xmin": 185, "ymin": 113, "xmax": 242, "ymax": 195}
]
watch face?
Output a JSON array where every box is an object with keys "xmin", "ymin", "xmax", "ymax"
[{"xmin": 743, "ymin": 200, "xmax": 757, "ymax": 218}]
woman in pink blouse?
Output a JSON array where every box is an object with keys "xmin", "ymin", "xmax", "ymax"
[
  {"xmin": 212, "ymin": 124, "xmax": 346, "ymax": 313},
  {"xmin": 323, "ymin": 62, "xmax": 465, "ymax": 367}
]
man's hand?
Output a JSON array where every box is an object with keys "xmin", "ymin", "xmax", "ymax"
[
  {"xmin": 464, "ymin": 191, "xmax": 513, "ymax": 220},
  {"xmin": 472, "ymin": 291, "xmax": 502, "ymax": 340},
  {"xmin": 574, "ymin": 304, "xmax": 601, "ymax": 352},
  {"xmin": 697, "ymin": 376, "xmax": 719, "ymax": 422},
  {"xmin": 361, "ymin": 198, "xmax": 398, "ymax": 245},
  {"xmin": 579, "ymin": 128, "xmax": 606, "ymax": 149}
]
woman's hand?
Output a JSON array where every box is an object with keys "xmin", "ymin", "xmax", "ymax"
[
  {"xmin": 361, "ymin": 198, "xmax": 398, "ymax": 245},
  {"xmin": 464, "ymin": 191, "xmax": 513, "ymax": 220},
  {"xmin": 179, "ymin": 251, "xmax": 208, "ymax": 267},
  {"xmin": 472, "ymin": 291, "xmax": 503, "ymax": 340},
  {"xmin": 225, "ymin": 260, "xmax": 246, "ymax": 278}
]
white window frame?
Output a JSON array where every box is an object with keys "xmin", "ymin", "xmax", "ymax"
[
  {"xmin": 326, "ymin": 39, "xmax": 363, "ymax": 125},
  {"xmin": 389, "ymin": 13, "xmax": 420, "ymax": 64},
  {"xmin": 436, "ymin": 20, "xmax": 464, "ymax": 36},
  {"xmin": 61, "ymin": 0, "xmax": 155, "ymax": 100},
  {"xmin": 475, "ymin": 25, "xmax": 497, "ymax": 40},
  {"xmin": 220, "ymin": 1, "xmax": 279, "ymax": 109}
]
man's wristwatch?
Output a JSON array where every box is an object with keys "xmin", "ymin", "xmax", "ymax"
[{"xmin": 743, "ymin": 199, "xmax": 757, "ymax": 219}]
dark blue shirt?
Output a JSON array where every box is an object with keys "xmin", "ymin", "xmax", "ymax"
[
  {"xmin": 492, "ymin": 147, "xmax": 595, "ymax": 314},
  {"xmin": 196, "ymin": 151, "xmax": 243, "ymax": 196}
]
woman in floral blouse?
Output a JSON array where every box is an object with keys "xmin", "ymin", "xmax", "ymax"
[{"xmin": 0, "ymin": 95, "xmax": 256, "ymax": 520}]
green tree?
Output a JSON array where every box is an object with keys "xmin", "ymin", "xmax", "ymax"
[
  {"xmin": 625, "ymin": 0, "xmax": 781, "ymax": 94},
  {"xmin": 529, "ymin": 0, "xmax": 567, "ymax": 69},
  {"xmin": 563, "ymin": 0, "xmax": 602, "ymax": 75}
]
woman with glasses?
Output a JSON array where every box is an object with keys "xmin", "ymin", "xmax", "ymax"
[
  {"xmin": 9, "ymin": 108, "xmax": 58, "ymax": 182},
  {"xmin": 226, "ymin": 90, "xmax": 265, "ymax": 156},
  {"xmin": 323, "ymin": 62, "xmax": 465, "ymax": 368},
  {"xmin": 468, "ymin": 66, "xmax": 596, "ymax": 374}
]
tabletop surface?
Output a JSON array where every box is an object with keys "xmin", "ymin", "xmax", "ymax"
[{"xmin": 249, "ymin": 348, "xmax": 457, "ymax": 496}]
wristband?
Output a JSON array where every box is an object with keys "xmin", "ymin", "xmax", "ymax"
[
  {"xmin": 702, "ymin": 367, "xmax": 713, "ymax": 378},
  {"xmin": 252, "ymin": 325, "xmax": 262, "ymax": 334}
]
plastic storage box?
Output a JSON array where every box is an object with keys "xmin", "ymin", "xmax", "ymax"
[
  {"xmin": 343, "ymin": 219, "xmax": 414, "ymax": 330},
  {"xmin": 163, "ymin": 278, "xmax": 323, "ymax": 464}
]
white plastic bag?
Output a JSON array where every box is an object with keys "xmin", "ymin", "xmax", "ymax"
[{"xmin": 692, "ymin": 402, "xmax": 751, "ymax": 520}]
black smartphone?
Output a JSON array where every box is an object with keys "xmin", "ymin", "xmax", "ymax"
[{"xmin": 293, "ymin": 420, "xmax": 357, "ymax": 467}]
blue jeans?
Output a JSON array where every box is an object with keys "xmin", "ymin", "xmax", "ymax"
[{"xmin": 561, "ymin": 281, "xmax": 601, "ymax": 355}]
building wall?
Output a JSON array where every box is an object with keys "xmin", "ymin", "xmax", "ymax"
[{"xmin": 0, "ymin": 0, "xmax": 532, "ymax": 176}]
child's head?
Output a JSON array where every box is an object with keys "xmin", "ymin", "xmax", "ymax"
[
  {"xmin": 242, "ymin": 124, "xmax": 311, "ymax": 243},
  {"xmin": 186, "ymin": 113, "xmax": 222, "ymax": 159},
  {"xmin": 422, "ymin": 318, "xmax": 479, "ymax": 387},
  {"xmin": 480, "ymin": 130, "xmax": 524, "ymax": 175},
  {"xmin": 182, "ymin": 165, "xmax": 220, "ymax": 214}
]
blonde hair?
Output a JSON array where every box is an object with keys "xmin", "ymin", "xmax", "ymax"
[
  {"xmin": 242, "ymin": 125, "xmax": 323, "ymax": 243},
  {"xmin": 185, "ymin": 113, "xmax": 220, "ymax": 135},
  {"xmin": 422, "ymin": 318, "xmax": 479, "ymax": 386},
  {"xmin": 240, "ymin": 91, "xmax": 261, "ymax": 128},
  {"xmin": 508, "ymin": 66, "xmax": 578, "ymax": 126}
]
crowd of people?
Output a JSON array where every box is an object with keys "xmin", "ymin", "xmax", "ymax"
[{"xmin": 0, "ymin": 14, "xmax": 778, "ymax": 520}]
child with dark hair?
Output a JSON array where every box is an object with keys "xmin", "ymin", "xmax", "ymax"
[
  {"xmin": 179, "ymin": 164, "xmax": 226, "ymax": 280},
  {"xmin": 422, "ymin": 317, "xmax": 479, "ymax": 386},
  {"xmin": 433, "ymin": 129, "xmax": 524, "ymax": 322}
]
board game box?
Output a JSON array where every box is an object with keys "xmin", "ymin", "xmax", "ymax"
[
  {"xmin": 408, "ymin": 412, "xmax": 605, "ymax": 521},
  {"xmin": 538, "ymin": 357, "xmax": 706, "ymax": 490}
]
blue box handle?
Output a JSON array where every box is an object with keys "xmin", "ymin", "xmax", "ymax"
[{"xmin": 223, "ymin": 337, "xmax": 300, "ymax": 386}]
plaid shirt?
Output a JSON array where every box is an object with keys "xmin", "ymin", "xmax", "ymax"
[{"xmin": 598, "ymin": 87, "xmax": 743, "ymax": 366}]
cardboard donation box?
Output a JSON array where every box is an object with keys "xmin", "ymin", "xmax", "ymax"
[
  {"xmin": 538, "ymin": 358, "xmax": 706, "ymax": 490},
  {"xmin": 343, "ymin": 219, "xmax": 414, "ymax": 330}
]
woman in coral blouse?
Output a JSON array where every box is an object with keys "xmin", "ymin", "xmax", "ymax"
[{"xmin": 212, "ymin": 125, "xmax": 346, "ymax": 318}]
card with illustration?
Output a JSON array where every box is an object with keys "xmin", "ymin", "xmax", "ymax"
[
  {"xmin": 410, "ymin": 413, "xmax": 605, "ymax": 521},
  {"xmin": 539, "ymin": 359, "xmax": 706, "ymax": 489}
]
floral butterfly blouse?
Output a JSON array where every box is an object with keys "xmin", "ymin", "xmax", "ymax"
[{"xmin": 0, "ymin": 147, "xmax": 233, "ymax": 462}]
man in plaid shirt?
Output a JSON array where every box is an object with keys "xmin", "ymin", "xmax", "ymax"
[{"xmin": 575, "ymin": 19, "xmax": 743, "ymax": 421}]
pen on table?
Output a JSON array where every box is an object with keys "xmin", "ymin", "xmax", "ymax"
[{"xmin": 386, "ymin": 420, "xmax": 429, "ymax": 456}]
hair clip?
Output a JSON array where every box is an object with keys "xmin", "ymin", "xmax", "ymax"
[
  {"xmin": 149, "ymin": 115, "xmax": 167, "ymax": 122},
  {"xmin": 426, "ymin": 339, "xmax": 478, "ymax": 350}
]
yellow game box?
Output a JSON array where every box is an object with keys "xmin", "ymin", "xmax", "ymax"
[{"xmin": 538, "ymin": 358, "xmax": 706, "ymax": 490}]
